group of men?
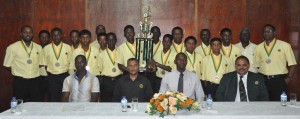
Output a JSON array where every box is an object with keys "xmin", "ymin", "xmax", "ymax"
[{"xmin": 3, "ymin": 24, "xmax": 297, "ymax": 103}]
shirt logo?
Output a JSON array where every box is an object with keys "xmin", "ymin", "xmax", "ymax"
[
  {"xmin": 278, "ymin": 49, "xmax": 281, "ymax": 52},
  {"xmin": 139, "ymin": 84, "xmax": 143, "ymax": 88},
  {"xmin": 65, "ymin": 52, "xmax": 68, "ymax": 55},
  {"xmin": 235, "ymin": 54, "xmax": 238, "ymax": 57},
  {"xmin": 255, "ymin": 81, "xmax": 259, "ymax": 85},
  {"xmin": 94, "ymin": 56, "xmax": 97, "ymax": 59},
  {"xmin": 37, "ymin": 52, "xmax": 39, "ymax": 54}
]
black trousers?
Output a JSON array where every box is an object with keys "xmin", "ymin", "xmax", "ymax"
[
  {"xmin": 200, "ymin": 80, "xmax": 207, "ymax": 95},
  {"xmin": 144, "ymin": 72, "xmax": 157, "ymax": 93},
  {"xmin": 153, "ymin": 76, "xmax": 162, "ymax": 93},
  {"xmin": 206, "ymin": 81, "xmax": 219, "ymax": 101},
  {"xmin": 47, "ymin": 72, "xmax": 69, "ymax": 102},
  {"xmin": 13, "ymin": 76, "xmax": 42, "ymax": 102},
  {"xmin": 40, "ymin": 76, "xmax": 47, "ymax": 102},
  {"xmin": 260, "ymin": 73, "xmax": 287, "ymax": 101},
  {"xmin": 98, "ymin": 75, "xmax": 121, "ymax": 102}
]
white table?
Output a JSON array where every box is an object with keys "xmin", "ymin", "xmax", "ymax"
[{"xmin": 0, "ymin": 102, "xmax": 300, "ymax": 119}]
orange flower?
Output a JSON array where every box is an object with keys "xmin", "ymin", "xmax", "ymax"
[
  {"xmin": 185, "ymin": 98, "xmax": 193, "ymax": 106},
  {"xmin": 179, "ymin": 101, "xmax": 185, "ymax": 107},
  {"xmin": 157, "ymin": 105, "xmax": 164, "ymax": 112},
  {"xmin": 155, "ymin": 99, "xmax": 161, "ymax": 106},
  {"xmin": 150, "ymin": 98, "xmax": 155, "ymax": 104},
  {"xmin": 159, "ymin": 94, "xmax": 165, "ymax": 101}
]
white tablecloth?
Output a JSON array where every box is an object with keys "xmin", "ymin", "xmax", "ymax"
[{"xmin": 0, "ymin": 102, "xmax": 300, "ymax": 119}]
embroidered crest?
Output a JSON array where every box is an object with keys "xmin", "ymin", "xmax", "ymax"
[
  {"xmin": 278, "ymin": 49, "xmax": 281, "ymax": 52},
  {"xmin": 139, "ymin": 84, "xmax": 144, "ymax": 88},
  {"xmin": 255, "ymin": 81, "xmax": 259, "ymax": 85},
  {"xmin": 65, "ymin": 52, "xmax": 68, "ymax": 55},
  {"xmin": 37, "ymin": 52, "xmax": 39, "ymax": 54},
  {"xmin": 94, "ymin": 56, "xmax": 97, "ymax": 59},
  {"xmin": 235, "ymin": 54, "xmax": 238, "ymax": 57},
  {"xmin": 225, "ymin": 64, "xmax": 228, "ymax": 67}
]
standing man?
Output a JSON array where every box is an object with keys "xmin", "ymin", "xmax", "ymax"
[
  {"xmin": 151, "ymin": 26, "xmax": 163, "ymax": 57},
  {"xmin": 195, "ymin": 29, "xmax": 211, "ymax": 57},
  {"xmin": 184, "ymin": 36, "xmax": 203, "ymax": 79},
  {"xmin": 202, "ymin": 38, "xmax": 233, "ymax": 99},
  {"xmin": 70, "ymin": 30, "xmax": 80, "ymax": 51},
  {"xmin": 99, "ymin": 32, "xmax": 122, "ymax": 102},
  {"xmin": 152, "ymin": 34, "xmax": 177, "ymax": 93},
  {"xmin": 116, "ymin": 25, "xmax": 137, "ymax": 72},
  {"xmin": 62, "ymin": 55, "xmax": 100, "ymax": 102},
  {"xmin": 69, "ymin": 29, "xmax": 101, "ymax": 76},
  {"xmin": 38, "ymin": 30, "xmax": 50, "ymax": 101},
  {"xmin": 216, "ymin": 56, "xmax": 269, "ymax": 102},
  {"xmin": 113, "ymin": 58, "xmax": 153, "ymax": 102},
  {"xmin": 235, "ymin": 28, "xmax": 258, "ymax": 73},
  {"xmin": 171, "ymin": 27, "xmax": 185, "ymax": 54},
  {"xmin": 42, "ymin": 27, "xmax": 72, "ymax": 102},
  {"xmin": 91, "ymin": 25, "xmax": 106, "ymax": 49},
  {"xmin": 254, "ymin": 24, "xmax": 297, "ymax": 101},
  {"xmin": 3, "ymin": 25, "xmax": 43, "ymax": 101},
  {"xmin": 97, "ymin": 32, "xmax": 108, "ymax": 53},
  {"xmin": 159, "ymin": 53, "xmax": 205, "ymax": 103},
  {"xmin": 220, "ymin": 28, "xmax": 241, "ymax": 65}
]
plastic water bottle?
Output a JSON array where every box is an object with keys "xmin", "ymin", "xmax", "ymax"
[
  {"xmin": 11, "ymin": 96, "xmax": 17, "ymax": 113},
  {"xmin": 121, "ymin": 96, "xmax": 128, "ymax": 112},
  {"xmin": 280, "ymin": 91, "xmax": 287, "ymax": 106},
  {"xmin": 206, "ymin": 94, "xmax": 213, "ymax": 110}
]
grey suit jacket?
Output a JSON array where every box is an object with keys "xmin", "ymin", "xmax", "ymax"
[{"xmin": 216, "ymin": 71, "xmax": 269, "ymax": 101}]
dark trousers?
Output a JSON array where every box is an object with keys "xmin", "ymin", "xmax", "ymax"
[
  {"xmin": 144, "ymin": 72, "xmax": 157, "ymax": 93},
  {"xmin": 200, "ymin": 80, "xmax": 207, "ymax": 95},
  {"xmin": 47, "ymin": 72, "xmax": 69, "ymax": 102},
  {"xmin": 153, "ymin": 76, "xmax": 162, "ymax": 93},
  {"xmin": 206, "ymin": 81, "xmax": 219, "ymax": 101},
  {"xmin": 260, "ymin": 73, "xmax": 287, "ymax": 101},
  {"xmin": 13, "ymin": 76, "xmax": 42, "ymax": 102},
  {"xmin": 40, "ymin": 76, "xmax": 47, "ymax": 101},
  {"xmin": 98, "ymin": 75, "xmax": 121, "ymax": 102}
]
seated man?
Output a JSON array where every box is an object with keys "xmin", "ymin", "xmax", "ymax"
[
  {"xmin": 159, "ymin": 53, "xmax": 205, "ymax": 103},
  {"xmin": 62, "ymin": 55, "xmax": 100, "ymax": 102},
  {"xmin": 216, "ymin": 56, "xmax": 269, "ymax": 102},
  {"xmin": 113, "ymin": 58, "xmax": 153, "ymax": 102}
]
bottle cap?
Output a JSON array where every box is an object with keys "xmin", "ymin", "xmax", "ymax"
[
  {"xmin": 208, "ymin": 94, "xmax": 212, "ymax": 97},
  {"xmin": 122, "ymin": 96, "xmax": 126, "ymax": 99},
  {"xmin": 12, "ymin": 96, "xmax": 16, "ymax": 99}
]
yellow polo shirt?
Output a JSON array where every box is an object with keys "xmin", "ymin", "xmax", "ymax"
[
  {"xmin": 185, "ymin": 51, "xmax": 203, "ymax": 79},
  {"xmin": 69, "ymin": 45, "xmax": 101, "ymax": 75},
  {"xmin": 195, "ymin": 43, "xmax": 211, "ymax": 57},
  {"xmin": 116, "ymin": 41, "xmax": 136, "ymax": 67},
  {"xmin": 153, "ymin": 49, "xmax": 176, "ymax": 78},
  {"xmin": 221, "ymin": 44, "xmax": 241, "ymax": 65},
  {"xmin": 3, "ymin": 41, "xmax": 43, "ymax": 78},
  {"xmin": 71, "ymin": 44, "xmax": 81, "ymax": 52},
  {"xmin": 235, "ymin": 42, "xmax": 258, "ymax": 73},
  {"xmin": 42, "ymin": 42, "xmax": 72, "ymax": 74},
  {"xmin": 254, "ymin": 39, "xmax": 297, "ymax": 75},
  {"xmin": 152, "ymin": 41, "xmax": 163, "ymax": 58},
  {"xmin": 171, "ymin": 42, "xmax": 185, "ymax": 54},
  {"xmin": 90, "ymin": 39, "xmax": 100, "ymax": 49},
  {"xmin": 202, "ymin": 54, "xmax": 233, "ymax": 84},
  {"xmin": 99, "ymin": 48, "xmax": 122, "ymax": 77}
]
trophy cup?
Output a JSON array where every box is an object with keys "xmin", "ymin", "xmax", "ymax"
[{"xmin": 136, "ymin": 6, "xmax": 154, "ymax": 72}]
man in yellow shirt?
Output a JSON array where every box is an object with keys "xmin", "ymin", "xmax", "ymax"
[
  {"xmin": 116, "ymin": 25, "xmax": 137, "ymax": 73},
  {"xmin": 91, "ymin": 25, "xmax": 106, "ymax": 49},
  {"xmin": 171, "ymin": 27, "xmax": 185, "ymax": 54},
  {"xmin": 42, "ymin": 27, "xmax": 72, "ymax": 102},
  {"xmin": 254, "ymin": 24, "xmax": 297, "ymax": 101},
  {"xmin": 195, "ymin": 29, "xmax": 211, "ymax": 57},
  {"xmin": 151, "ymin": 26, "xmax": 163, "ymax": 57},
  {"xmin": 202, "ymin": 38, "xmax": 233, "ymax": 99},
  {"xmin": 220, "ymin": 28, "xmax": 242, "ymax": 65},
  {"xmin": 70, "ymin": 30, "xmax": 80, "ymax": 51},
  {"xmin": 97, "ymin": 32, "xmax": 107, "ymax": 53},
  {"xmin": 69, "ymin": 29, "xmax": 101, "ymax": 76},
  {"xmin": 38, "ymin": 30, "xmax": 50, "ymax": 101},
  {"xmin": 3, "ymin": 25, "xmax": 43, "ymax": 102},
  {"xmin": 152, "ymin": 34, "xmax": 176, "ymax": 93},
  {"xmin": 99, "ymin": 32, "xmax": 122, "ymax": 102}
]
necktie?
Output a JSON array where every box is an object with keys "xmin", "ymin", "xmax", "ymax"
[
  {"xmin": 177, "ymin": 72, "xmax": 184, "ymax": 93},
  {"xmin": 239, "ymin": 75, "xmax": 247, "ymax": 102}
]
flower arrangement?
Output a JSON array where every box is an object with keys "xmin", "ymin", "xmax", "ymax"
[{"xmin": 145, "ymin": 90, "xmax": 200, "ymax": 117}]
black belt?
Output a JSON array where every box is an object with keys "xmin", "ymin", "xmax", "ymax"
[
  {"xmin": 102, "ymin": 75, "xmax": 121, "ymax": 81},
  {"xmin": 259, "ymin": 73, "xmax": 286, "ymax": 79}
]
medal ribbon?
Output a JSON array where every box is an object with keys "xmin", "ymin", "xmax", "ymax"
[
  {"xmin": 221, "ymin": 44, "xmax": 232, "ymax": 57},
  {"xmin": 185, "ymin": 51, "xmax": 196, "ymax": 68},
  {"xmin": 83, "ymin": 46, "xmax": 92, "ymax": 62},
  {"xmin": 153, "ymin": 41, "xmax": 161, "ymax": 56},
  {"xmin": 51, "ymin": 42, "xmax": 63, "ymax": 61},
  {"xmin": 126, "ymin": 41, "xmax": 136, "ymax": 56},
  {"xmin": 201, "ymin": 45, "xmax": 211, "ymax": 56},
  {"xmin": 173, "ymin": 42, "xmax": 183, "ymax": 53},
  {"xmin": 161, "ymin": 50, "xmax": 171, "ymax": 65},
  {"xmin": 211, "ymin": 54, "xmax": 222, "ymax": 73},
  {"xmin": 20, "ymin": 40, "xmax": 33, "ymax": 58},
  {"xmin": 264, "ymin": 39, "xmax": 277, "ymax": 57},
  {"xmin": 106, "ymin": 48, "xmax": 117, "ymax": 65}
]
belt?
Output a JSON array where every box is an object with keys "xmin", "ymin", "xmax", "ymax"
[
  {"xmin": 102, "ymin": 75, "xmax": 120, "ymax": 81},
  {"xmin": 259, "ymin": 73, "xmax": 286, "ymax": 79}
]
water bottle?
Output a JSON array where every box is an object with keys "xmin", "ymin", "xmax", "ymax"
[
  {"xmin": 280, "ymin": 91, "xmax": 287, "ymax": 106},
  {"xmin": 11, "ymin": 96, "xmax": 17, "ymax": 113},
  {"xmin": 121, "ymin": 96, "xmax": 128, "ymax": 112},
  {"xmin": 206, "ymin": 94, "xmax": 213, "ymax": 110}
]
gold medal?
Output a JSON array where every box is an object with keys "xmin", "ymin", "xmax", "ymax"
[
  {"xmin": 266, "ymin": 58, "xmax": 271, "ymax": 64},
  {"xmin": 161, "ymin": 70, "xmax": 165, "ymax": 75},
  {"xmin": 55, "ymin": 62, "xmax": 60, "ymax": 67},
  {"xmin": 112, "ymin": 68, "xmax": 116, "ymax": 72},
  {"xmin": 214, "ymin": 75, "xmax": 219, "ymax": 80},
  {"xmin": 27, "ymin": 59, "xmax": 32, "ymax": 64},
  {"xmin": 85, "ymin": 66, "xmax": 90, "ymax": 71}
]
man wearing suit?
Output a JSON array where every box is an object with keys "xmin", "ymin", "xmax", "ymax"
[{"xmin": 216, "ymin": 56, "xmax": 269, "ymax": 102}]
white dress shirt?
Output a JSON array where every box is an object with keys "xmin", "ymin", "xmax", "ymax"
[
  {"xmin": 235, "ymin": 72, "xmax": 249, "ymax": 102},
  {"xmin": 235, "ymin": 42, "xmax": 258, "ymax": 73},
  {"xmin": 159, "ymin": 70, "xmax": 205, "ymax": 103}
]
